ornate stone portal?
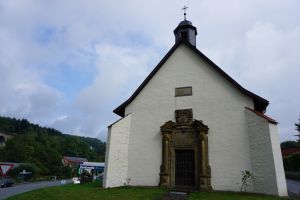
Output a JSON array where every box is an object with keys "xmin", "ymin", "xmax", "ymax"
[{"xmin": 159, "ymin": 109, "xmax": 212, "ymax": 190}]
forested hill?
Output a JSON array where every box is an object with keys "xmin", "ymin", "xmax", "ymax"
[{"xmin": 0, "ymin": 116, "xmax": 106, "ymax": 176}]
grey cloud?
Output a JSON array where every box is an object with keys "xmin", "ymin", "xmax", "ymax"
[{"xmin": 0, "ymin": 0, "xmax": 299, "ymax": 141}]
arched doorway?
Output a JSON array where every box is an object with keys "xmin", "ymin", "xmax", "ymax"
[{"xmin": 159, "ymin": 109, "xmax": 212, "ymax": 190}]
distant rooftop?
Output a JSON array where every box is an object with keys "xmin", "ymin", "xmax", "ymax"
[{"xmin": 63, "ymin": 156, "xmax": 88, "ymax": 163}]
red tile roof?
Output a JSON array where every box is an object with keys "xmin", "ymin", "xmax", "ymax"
[
  {"xmin": 282, "ymin": 147, "xmax": 300, "ymax": 157},
  {"xmin": 63, "ymin": 156, "xmax": 88, "ymax": 163},
  {"xmin": 245, "ymin": 107, "xmax": 278, "ymax": 124}
]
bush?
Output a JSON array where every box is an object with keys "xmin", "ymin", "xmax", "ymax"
[
  {"xmin": 285, "ymin": 171, "xmax": 300, "ymax": 181},
  {"xmin": 59, "ymin": 166, "xmax": 72, "ymax": 178},
  {"xmin": 283, "ymin": 153, "xmax": 300, "ymax": 171},
  {"xmin": 240, "ymin": 170, "xmax": 255, "ymax": 192},
  {"xmin": 10, "ymin": 163, "xmax": 38, "ymax": 181}
]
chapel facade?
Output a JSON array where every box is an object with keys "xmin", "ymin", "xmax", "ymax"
[{"xmin": 103, "ymin": 18, "xmax": 287, "ymax": 196}]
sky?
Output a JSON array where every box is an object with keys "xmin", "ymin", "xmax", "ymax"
[{"xmin": 0, "ymin": 0, "xmax": 299, "ymax": 142}]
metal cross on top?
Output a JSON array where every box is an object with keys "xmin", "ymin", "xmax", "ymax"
[{"xmin": 182, "ymin": 5, "xmax": 189, "ymax": 20}]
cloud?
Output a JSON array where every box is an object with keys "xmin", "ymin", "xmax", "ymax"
[
  {"xmin": 241, "ymin": 23, "xmax": 300, "ymax": 141},
  {"xmin": 69, "ymin": 44, "xmax": 160, "ymax": 140},
  {"xmin": 200, "ymin": 21, "xmax": 300, "ymax": 141},
  {"xmin": 243, "ymin": 23, "xmax": 300, "ymax": 84},
  {"xmin": 0, "ymin": 49, "xmax": 64, "ymax": 124},
  {"xmin": 0, "ymin": 0, "xmax": 299, "ymax": 142}
]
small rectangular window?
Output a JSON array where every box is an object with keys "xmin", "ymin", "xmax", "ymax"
[
  {"xmin": 181, "ymin": 31, "xmax": 188, "ymax": 40},
  {"xmin": 175, "ymin": 87, "xmax": 192, "ymax": 97}
]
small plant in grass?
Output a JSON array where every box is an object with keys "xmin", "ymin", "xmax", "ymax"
[
  {"xmin": 124, "ymin": 178, "xmax": 131, "ymax": 186},
  {"xmin": 240, "ymin": 170, "xmax": 255, "ymax": 192}
]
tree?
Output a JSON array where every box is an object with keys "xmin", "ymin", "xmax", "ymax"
[
  {"xmin": 295, "ymin": 117, "xmax": 300, "ymax": 142},
  {"xmin": 10, "ymin": 163, "xmax": 38, "ymax": 181},
  {"xmin": 281, "ymin": 140, "xmax": 299, "ymax": 149},
  {"xmin": 0, "ymin": 115, "xmax": 106, "ymax": 177}
]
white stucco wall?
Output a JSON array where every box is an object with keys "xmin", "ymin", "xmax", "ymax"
[
  {"xmin": 103, "ymin": 114, "xmax": 131, "ymax": 188},
  {"xmin": 124, "ymin": 44, "xmax": 255, "ymax": 191},
  {"xmin": 246, "ymin": 110, "xmax": 287, "ymax": 196},
  {"xmin": 269, "ymin": 124, "xmax": 288, "ymax": 196}
]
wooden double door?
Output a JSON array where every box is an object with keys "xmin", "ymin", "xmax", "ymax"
[{"xmin": 175, "ymin": 149, "xmax": 195, "ymax": 186}]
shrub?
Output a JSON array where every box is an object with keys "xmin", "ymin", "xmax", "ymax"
[
  {"xmin": 240, "ymin": 170, "xmax": 255, "ymax": 192},
  {"xmin": 59, "ymin": 166, "xmax": 72, "ymax": 178},
  {"xmin": 283, "ymin": 153, "xmax": 300, "ymax": 171},
  {"xmin": 10, "ymin": 163, "xmax": 38, "ymax": 181}
]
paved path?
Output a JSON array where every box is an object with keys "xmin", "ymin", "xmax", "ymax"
[
  {"xmin": 0, "ymin": 180, "xmax": 71, "ymax": 200},
  {"xmin": 287, "ymin": 179, "xmax": 300, "ymax": 194}
]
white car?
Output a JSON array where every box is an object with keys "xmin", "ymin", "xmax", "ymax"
[{"xmin": 72, "ymin": 177, "xmax": 80, "ymax": 184}]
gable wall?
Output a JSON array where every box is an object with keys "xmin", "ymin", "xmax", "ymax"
[
  {"xmin": 246, "ymin": 110, "xmax": 287, "ymax": 196},
  {"xmin": 124, "ymin": 44, "xmax": 254, "ymax": 191}
]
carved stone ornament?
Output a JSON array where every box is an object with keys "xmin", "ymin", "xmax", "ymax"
[
  {"xmin": 159, "ymin": 110, "xmax": 212, "ymax": 191},
  {"xmin": 175, "ymin": 109, "xmax": 193, "ymax": 125}
]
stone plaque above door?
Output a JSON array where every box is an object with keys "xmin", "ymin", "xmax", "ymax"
[{"xmin": 175, "ymin": 109, "xmax": 193, "ymax": 125}]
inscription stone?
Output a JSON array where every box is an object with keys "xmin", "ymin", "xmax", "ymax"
[{"xmin": 175, "ymin": 109, "xmax": 193, "ymax": 124}]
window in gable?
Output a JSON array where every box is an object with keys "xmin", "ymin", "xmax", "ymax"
[
  {"xmin": 180, "ymin": 31, "xmax": 188, "ymax": 40},
  {"xmin": 175, "ymin": 87, "xmax": 192, "ymax": 97}
]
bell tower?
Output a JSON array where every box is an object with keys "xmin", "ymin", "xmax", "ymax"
[{"xmin": 174, "ymin": 6, "xmax": 197, "ymax": 46}]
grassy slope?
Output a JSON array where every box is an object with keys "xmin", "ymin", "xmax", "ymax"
[
  {"xmin": 189, "ymin": 191, "xmax": 287, "ymax": 200},
  {"xmin": 7, "ymin": 182, "xmax": 287, "ymax": 200},
  {"xmin": 6, "ymin": 182, "xmax": 165, "ymax": 200}
]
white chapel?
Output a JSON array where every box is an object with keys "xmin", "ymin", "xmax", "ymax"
[{"xmin": 103, "ymin": 16, "xmax": 287, "ymax": 196}]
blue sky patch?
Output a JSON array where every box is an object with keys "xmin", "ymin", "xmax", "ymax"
[
  {"xmin": 34, "ymin": 26, "xmax": 57, "ymax": 44},
  {"xmin": 44, "ymin": 63, "xmax": 97, "ymax": 100}
]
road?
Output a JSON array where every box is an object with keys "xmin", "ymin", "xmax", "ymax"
[
  {"xmin": 0, "ymin": 180, "xmax": 71, "ymax": 200},
  {"xmin": 287, "ymin": 179, "xmax": 300, "ymax": 194}
]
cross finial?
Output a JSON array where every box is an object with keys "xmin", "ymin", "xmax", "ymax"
[{"xmin": 182, "ymin": 5, "xmax": 189, "ymax": 20}]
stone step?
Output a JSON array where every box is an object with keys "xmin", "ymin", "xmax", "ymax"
[{"xmin": 161, "ymin": 191, "xmax": 188, "ymax": 200}]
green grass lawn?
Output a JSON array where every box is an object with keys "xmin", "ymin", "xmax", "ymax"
[
  {"xmin": 6, "ymin": 182, "xmax": 165, "ymax": 200},
  {"xmin": 7, "ymin": 181, "xmax": 287, "ymax": 200},
  {"xmin": 189, "ymin": 191, "xmax": 287, "ymax": 200}
]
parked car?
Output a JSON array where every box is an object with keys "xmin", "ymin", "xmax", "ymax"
[
  {"xmin": 0, "ymin": 178, "xmax": 14, "ymax": 188},
  {"xmin": 72, "ymin": 177, "xmax": 80, "ymax": 184}
]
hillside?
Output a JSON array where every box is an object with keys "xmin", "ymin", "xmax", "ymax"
[{"xmin": 0, "ymin": 116, "xmax": 106, "ymax": 176}]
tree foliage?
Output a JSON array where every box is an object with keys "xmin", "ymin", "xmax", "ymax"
[
  {"xmin": 10, "ymin": 163, "xmax": 38, "ymax": 180},
  {"xmin": 283, "ymin": 153, "xmax": 300, "ymax": 171},
  {"xmin": 281, "ymin": 140, "xmax": 300, "ymax": 149},
  {"xmin": 296, "ymin": 117, "xmax": 300, "ymax": 142},
  {"xmin": 0, "ymin": 116, "xmax": 106, "ymax": 177}
]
